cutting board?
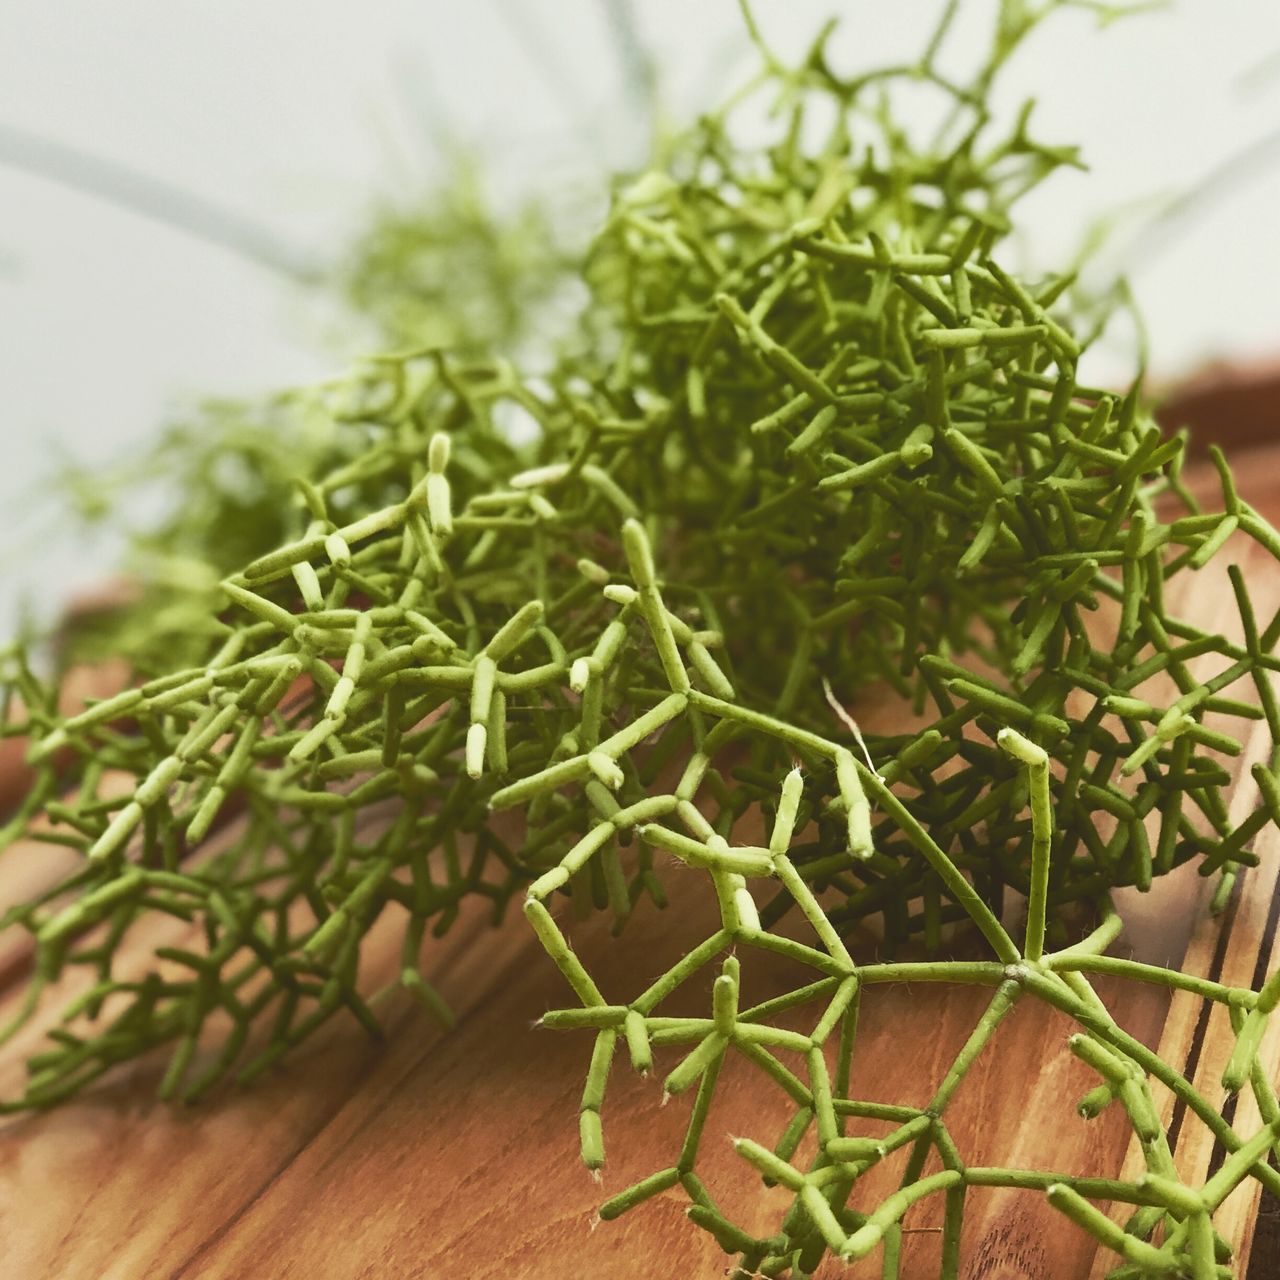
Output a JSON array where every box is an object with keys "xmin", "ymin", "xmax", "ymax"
[{"xmin": 0, "ymin": 402, "xmax": 1278, "ymax": 1280}]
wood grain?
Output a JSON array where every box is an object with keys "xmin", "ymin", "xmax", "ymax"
[
  {"xmin": 0, "ymin": 449, "xmax": 1278, "ymax": 1279},
  {"xmin": 0, "ymin": 858, "xmax": 1176, "ymax": 1280}
]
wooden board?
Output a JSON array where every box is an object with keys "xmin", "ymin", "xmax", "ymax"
[{"xmin": 1, "ymin": 435, "xmax": 1278, "ymax": 1279}]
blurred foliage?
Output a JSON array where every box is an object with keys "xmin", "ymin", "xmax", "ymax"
[
  {"xmin": 51, "ymin": 158, "xmax": 587, "ymax": 674},
  {"xmin": 339, "ymin": 156, "xmax": 579, "ymax": 355}
]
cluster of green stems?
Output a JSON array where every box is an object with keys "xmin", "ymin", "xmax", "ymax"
[{"xmin": 2, "ymin": 2, "xmax": 1280, "ymax": 1274}]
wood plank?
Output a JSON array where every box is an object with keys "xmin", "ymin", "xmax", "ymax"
[{"xmin": 1086, "ymin": 529, "xmax": 1280, "ymax": 1280}]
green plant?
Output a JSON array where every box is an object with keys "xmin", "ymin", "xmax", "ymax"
[{"xmin": 3, "ymin": 3, "xmax": 1280, "ymax": 1275}]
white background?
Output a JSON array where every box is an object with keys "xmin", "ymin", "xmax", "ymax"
[{"xmin": 1, "ymin": 1, "xmax": 1278, "ymax": 633}]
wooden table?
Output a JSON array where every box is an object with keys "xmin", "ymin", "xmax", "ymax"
[{"xmin": 1, "ymin": 392, "xmax": 1278, "ymax": 1279}]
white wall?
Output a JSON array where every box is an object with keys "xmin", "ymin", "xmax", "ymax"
[{"xmin": 1, "ymin": 1, "xmax": 1278, "ymax": 631}]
